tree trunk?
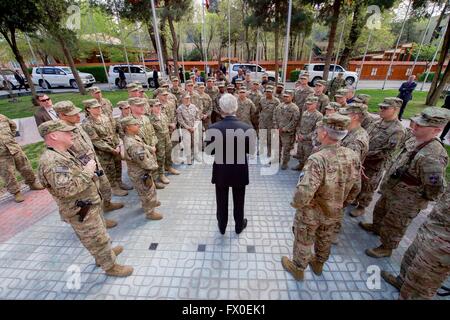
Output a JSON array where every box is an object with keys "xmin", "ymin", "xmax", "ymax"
[
  {"xmin": 431, "ymin": 1, "xmax": 449, "ymax": 43},
  {"xmin": 339, "ymin": 3, "xmax": 365, "ymax": 68},
  {"xmin": 426, "ymin": 19, "xmax": 450, "ymax": 106},
  {"xmin": 299, "ymin": 33, "xmax": 306, "ymax": 60},
  {"xmin": 323, "ymin": 0, "xmax": 342, "ymax": 81},
  {"xmin": 56, "ymin": 34, "xmax": 86, "ymax": 95},
  {"xmin": 1, "ymin": 28, "xmax": 38, "ymax": 105},
  {"xmin": 274, "ymin": 27, "xmax": 279, "ymax": 86},
  {"xmin": 167, "ymin": 16, "xmax": 179, "ymax": 76}
]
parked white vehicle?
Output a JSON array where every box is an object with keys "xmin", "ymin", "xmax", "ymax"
[
  {"xmin": 300, "ymin": 63, "xmax": 358, "ymax": 86},
  {"xmin": 107, "ymin": 64, "xmax": 160, "ymax": 88},
  {"xmin": 31, "ymin": 66, "xmax": 96, "ymax": 89},
  {"xmin": 0, "ymin": 69, "xmax": 27, "ymax": 90},
  {"xmin": 229, "ymin": 63, "xmax": 280, "ymax": 82}
]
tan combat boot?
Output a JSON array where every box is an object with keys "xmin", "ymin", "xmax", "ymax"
[
  {"xmin": 146, "ymin": 210, "xmax": 163, "ymax": 220},
  {"xmin": 14, "ymin": 191, "xmax": 25, "ymax": 203},
  {"xmin": 159, "ymin": 174, "xmax": 170, "ymax": 184},
  {"xmin": 105, "ymin": 264, "xmax": 134, "ymax": 277},
  {"xmin": 96, "ymin": 245, "xmax": 123, "ymax": 267},
  {"xmin": 381, "ymin": 271, "xmax": 402, "ymax": 291},
  {"xmin": 29, "ymin": 181, "xmax": 45, "ymax": 190},
  {"xmin": 309, "ymin": 259, "xmax": 324, "ymax": 276},
  {"xmin": 111, "ymin": 184, "xmax": 128, "ymax": 196},
  {"xmin": 359, "ymin": 222, "xmax": 374, "ymax": 233},
  {"xmin": 281, "ymin": 256, "xmax": 304, "ymax": 281},
  {"xmin": 105, "ymin": 219, "xmax": 118, "ymax": 229},
  {"xmin": 350, "ymin": 206, "xmax": 365, "ymax": 217},
  {"xmin": 103, "ymin": 201, "xmax": 124, "ymax": 213},
  {"xmin": 154, "ymin": 181, "xmax": 166, "ymax": 189},
  {"xmin": 119, "ymin": 181, "xmax": 133, "ymax": 190},
  {"xmin": 365, "ymin": 245, "xmax": 392, "ymax": 258},
  {"xmin": 166, "ymin": 167, "xmax": 180, "ymax": 175}
]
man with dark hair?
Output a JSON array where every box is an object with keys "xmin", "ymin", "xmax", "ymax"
[{"xmin": 397, "ymin": 75, "xmax": 417, "ymax": 120}]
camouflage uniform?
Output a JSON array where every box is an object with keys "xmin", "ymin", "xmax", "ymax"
[
  {"xmin": 38, "ymin": 122, "xmax": 115, "ymax": 271},
  {"xmin": 0, "ymin": 114, "xmax": 38, "ymax": 194},
  {"xmin": 82, "ymin": 113, "xmax": 122, "ymax": 188},
  {"xmin": 122, "ymin": 128, "xmax": 159, "ymax": 218},
  {"xmin": 248, "ymin": 88, "xmax": 263, "ymax": 128},
  {"xmin": 198, "ymin": 91, "xmax": 213, "ymax": 129},
  {"xmin": 213, "ymin": 90, "xmax": 226, "ymax": 123},
  {"xmin": 258, "ymin": 93, "xmax": 280, "ymax": 156},
  {"xmin": 273, "ymin": 100, "xmax": 300, "ymax": 166},
  {"xmin": 99, "ymin": 98, "xmax": 114, "ymax": 121},
  {"xmin": 295, "ymin": 105, "xmax": 323, "ymax": 170},
  {"xmin": 398, "ymin": 188, "xmax": 450, "ymax": 300},
  {"xmin": 290, "ymin": 114, "xmax": 361, "ymax": 271},
  {"xmin": 244, "ymin": 80, "xmax": 253, "ymax": 91},
  {"xmin": 315, "ymin": 93, "xmax": 330, "ymax": 114},
  {"xmin": 236, "ymin": 97, "xmax": 257, "ymax": 127},
  {"xmin": 149, "ymin": 112, "xmax": 172, "ymax": 175},
  {"xmin": 294, "ymin": 85, "xmax": 314, "ymax": 123},
  {"xmin": 177, "ymin": 103, "xmax": 201, "ymax": 162},
  {"xmin": 170, "ymin": 86, "xmax": 186, "ymax": 104},
  {"xmin": 327, "ymin": 77, "xmax": 346, "ymax": 101}
]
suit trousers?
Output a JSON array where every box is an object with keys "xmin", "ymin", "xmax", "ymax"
[{"xmin": 215, "ymin": 185, "xmax": 246, "ymax": 233}]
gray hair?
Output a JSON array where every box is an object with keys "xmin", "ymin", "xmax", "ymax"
[
  {"xmin": 219, "ymin": 93, "xmax": 238, "ymax": 115},
  {"xmin": 324, "ymin": 127, "xmax": 348, "ymax": 141}
]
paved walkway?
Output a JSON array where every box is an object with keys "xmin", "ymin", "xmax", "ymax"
[{"xmin": 0, "ymin": 156, "xmax": 448, "ymax": 300}]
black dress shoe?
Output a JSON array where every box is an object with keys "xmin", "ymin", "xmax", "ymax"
[{"xmin": 236, "ymin": 218, "xmax": 247, "ymax": 234}]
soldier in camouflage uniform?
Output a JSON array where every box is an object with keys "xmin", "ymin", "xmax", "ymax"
[
  {"xmin": 293, "ymin": 96, "xmax": 323, "ymax": 171},
  {"xmin": 227, "ymin": 84, "xmax": 236, "ymax": 95},
  {"xmin": 205, "ymin": 77, "xmax": 219, "ymax": 104},
  {"xmin": 236, "ymin": 88, "xmax": 257, "ymax": 127},
  {"xmin": 158, "ymin": 89, "xmax": 177, "ymax": 132},
  {"xmin": 350, "ymin": 98, "xmax": 405, "ymax": 218},
  {"xmin": 243, "ymin": 73, "xmax": 253, "ymax": 91},
  {"xmin": 294, "ymin": 73, "xmax": 314, "ymax": 123},
  {"xmin": 381, "ymin": 187, "xmax": 450, "ymax": 300},
  {"xmin": 169, "ymin": 76, "xmax": 185, "ymax": 104},
  {"xmin": 324, "ymin": 102, "xmax": 342, "ymax": 116},
  {"xmin": 282, "ymin": 114, "xmax": 361, "ymax": 280},
  {"xmin": 115, "ymin": 101, "xmax": 131, "ymax": 139},
  {"xmin": 38, "ymin": 120, "xmax": 133, "ymax": 277},
  {"xmin": 259, "ymin": 85, "xmax": 280, "ymax": 158},
  {"xmin": 88, "ymin": 86, "xmax": 114, "ymax": 122},
  {"xmin": 197, "ymin": 82, "xmax": 213, "ymax": 129},
  {"xmin": 121, "ymin": 117, "xmax": 163, "ymax": 221},
  {"xmin": 273, "ymin": 90, "xmax": 300, "ymax": 170},
  {"xmin": 177, "ymin": 94, "xmax": 202, "ymax": 164},
  {"xmin": 82, "ymin": 99, "xmax": 129, "ymax": 197},
  {"xmin": 354, "ymin": 94, "xmax": 375, "ymax": 130},
  {"xmin": 248, "ymin": 81, "xmax": 263, "ymax": 129},
  {"xmin": 314, "ymin": 80, "xmax": 330, "ymax": 114},
  {"xmin": 334, "ymin": 89, "xmax": 348, "ymax": 108},
  {"xmin": 327, "ymin": 72, "xmax": 346, "ymax": 101},
  {"xmin": 185, "ymin": 80, "xmax": 202, "ymax": 111},
  {"xmin": 0, "ymin": 114, "xmax": 44, "ymax": 202},
  {"xmin": 362, "ymin": 107, "xmax": 449, "ymax": 258},
  {"xmin": 274, "ymin": 83, "xmax": 285, "ymax": 101},
  {"xmin": 148, "ymin": 99, "xmax": 180, "ymax": 184},
  {"xmin": 54, "ymin": 101, "xmax": 124, "ymax": 218},
  {"xmin": 212, "ymin": 82, "xmax": 227, "ymax": 123}
]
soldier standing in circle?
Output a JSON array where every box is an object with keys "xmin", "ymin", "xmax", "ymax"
[
  {"xmin": 293, "ymin": 96, "xmax": 323, "ymax": 171},
  {"xmin": 362, "ymin": 107, "xmax": 449, "ymax": 258},
  {"xmin": 236, "ymin": 88, "xmax": 257, "ymax": 127},
  {"xmin": 350, "ymin": 98, "xmax": 405, "ymax": 217},
  {"xmin": 54, "ymin": 101, "xmax": 124, "ymax": 219},
  {"xmin": 177, "ymin": 94, "xmax": 202, "ymax": 164},
  {"xmin": 197, "ymin": 82, "xmax": 213, "ymax": 130},
  {"xmin": 248, "ymin": 81, "xmax": 263, "ymax": 130},
  {"xmin": 121, "ymin": 117, "xmax": 163, "ymax": 221},
  {"xmin": 258, "ymin": 85, "xmax": 281, "ymax": 158},
  {"xmin": 353, "ymin": 94, "xmax": 375, "ymax": 130},
  {"xmin": 38, "ymin": 120, "xmax": 133, "ymax": 277},
  {"xmin": 212, "ymin": 82, "xmax": 227, "ymax": 123},
  {"xmin": 274, "ymin": 83, "xmax": 285, "ymax": 101},
  {"xmin": 88, "ymin": 87, "xmax": 114, "ymax": 122},
  {"xmin": 272, "ymin": 90, "xmax": 300, "ymax": 170},
  {"xmin": 324, "ymin": 102, "xmax": 342, "ymax": 116},
  {"xmin": 334, "ymin": 89, "xmax": 349, "ymax": 108},
  {"xmin": 328, "ymin": 72, "xmax": 346, "ymax": 101},
  {"xmin": 282, "ymin": 113, "xmax": 361, "ymax": 280},
  {"xmin": 82, "ymin": 99, "xmax": 129, "ymax": 197},
  {"xmin": 170, "ymin": 76, "xmax": 185, "ymax": 104},
  {"xmin": 314, "ymin": 80, "xmax": 330, "ymax": 114},
  {"xmin": 0, "ymin": 114, "xmax": 44, "ymax": 202},
  {"xmin": 294, "ymin": 73, "xmax": 314, "ymax": 124}
]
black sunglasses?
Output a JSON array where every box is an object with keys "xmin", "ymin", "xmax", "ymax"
[{"xmin": 39, "ymin": 98, "xmax": 51, "ymax": 102}]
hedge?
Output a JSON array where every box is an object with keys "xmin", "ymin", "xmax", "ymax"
[
  {"xmin": 77, "ymin": 66, "xmax": 108, "ymax": 83},
  {"xmin": 418, "ymin": 72, "xmax": 444, "ymax": 82},
  {"xmin": 290, "ymin": 70, "xmax": 301, "ymax": 82}
]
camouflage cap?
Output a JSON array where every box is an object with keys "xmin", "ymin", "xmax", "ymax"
[
  {"xmin": 207, "ymin": 77, "xmax": 215, "ymax": 82},
  {"xmin": 325, "ymin": 102, "xmax": 342, "ymax": 111},
  {"xmin": 235, "ymin": 80, "xmax": 243, "ymax": 84},
  {"xmin": 315, "ymin": 80, "xmax": 328, "ymax": 87},
  {"xmin": 126, "ymin": 83, "xmax": 139, "ymax": 92},
  {"xmin": 276, "ymin": 83, "xmax": 285, "ymax": 88},
  {"xmin": 283, "ymin": 90, "xmax": 294, "ymax": 96},
  {"xmin": 305, "ymin": 96, "xmax": 319, "ymax": 104},
  {"xmin": 252, "ymin": 80, "xmax": 260, "ymax": 85},
  {"xmin": 54, "ymin": 101, "xmax": 82, "ymax": 116},
  {"xmin": 147, "ymin": 99, "xmax": 159, "ymax": 107},
  {"xmin": 171, "ymin": 76, "xmax": 179, "ymax": 82},
  {"xmin": 82, "ymin": 99, "xmax": 101, "ymax": 109},
  {"xmin": 355, "ymin": 94, "xmax": 371, "ymax": 104},
  {"xmin": 197, "ymin": 82, "xmax": 205, "ymax": 87},
  {"xmin": 120, "ymin": 116, "xmax": 140, "ymax": 128},
  {"xmin": 185, "ymin": 80, "xmax": 194, "ymax": 86},
  {"xmin": 238, "ymin": 88, "xmax": 247, "ymax": 93},
  {"xmin": 182, "ymin": 93, "xmax": 191, "ymax": 99},
  {"xmin": 339, "ymin": 102, "xmax": 365, "ymax": 114},
  {"xmin": 335, "ymin": 88, "xmax": 349, "ymax": 98},
  {"xmin": 322, "ymin": 113, "xmax": 351, "ymax": 131},
  {"xmin": 117, "ymin": 101, "xmax": 130, "ymax": 109},
  {"xmin": 189, "ymin": 72, "xmax": 195, "ymax": 77},
  {"xmin": 217, "ymin": 81, "xmax": 225, "ymax": 88},
  {"xmin": 160, "ymin": 80, "xmax": 169, "ymax": 87},
  {"xmin": 378, "ymin": 97, "xmax": 402, "ymax": 108},
  {"xmin": 87, "ymin": 86, "xmax": 101, "ymax": 94},
  {"xmin": 227, "ymin": 84, "xmax": 235, "ymax": 90},
  {"xmin": 411, "ymin": 107, "xmax": 450, "ymax": 128},
  {"xmin": 159, "ymin": 88, "xmax": 169, "ymax": 95},
  {"xmin": 265, "ymin": 85, "xmax": 274, "ymax": 92},
  {"xmin": 299, "ymin": 73, "xmax": 309, "ymax": 79},
  {"xmin": 128, "ymin": 97, "xmax": 146, "ymax": 107},
  {"xmin": 38, "ymin": 120, "xmax": 76, "ymax": 138}
]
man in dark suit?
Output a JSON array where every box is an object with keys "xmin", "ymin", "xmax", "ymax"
[
  {"xmin": 397, "ymin": 75, "xmax": 417, "ymax": 120},
  {"xmin": 195, "ymin": 70, "xmax": 205, "ymax": 83},
  {"xmin": 152, "ymin": 66, "xmax": 159, "ymax": 89},
  {"xmin": 34, "ymin": 94, "xmax": 58, "ymax": 127},
  {"xmin": 205, "ymin": 93, "xmax": 256, "ymax": 235}
]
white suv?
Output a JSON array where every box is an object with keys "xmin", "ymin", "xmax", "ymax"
[
  {"xmin": 301, "ymin": 64, "xmax": 358, "ymax": 86},
  {"xmin": 229, "ymin": 63, "xmax": 280, "ymax": 82},
  {"xmin": 31, "ymin": 66, "xmax": 95, "ymax": 89},
  {"xmin": 108, "ymin": 65, "xmax": 160, "ymax": 88}
]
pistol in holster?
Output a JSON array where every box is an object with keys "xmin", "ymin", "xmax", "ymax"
[
  {"xmin": 75, "ymin": 200, "xmax": 93, "ymax": 222},
  {"xmin": 142, "ymin": 173, "xmax": 153, "ymax": 188}
]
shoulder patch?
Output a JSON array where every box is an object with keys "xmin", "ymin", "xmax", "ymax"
[{"xmin": 54, "ymin": 166, "xmax": 70, "ymax": 173}]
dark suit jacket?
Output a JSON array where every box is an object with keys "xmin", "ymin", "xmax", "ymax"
[
  {"xmin": 205, "ymin": 116, "xmax": 256, "ymax": 186},
  {"xmin": 34, "ymin": 107, "xmax": 53, "ymax": 127},
  {"xmin": 398, "ymin": 81, "xmax": 417, "ymax": 102}
]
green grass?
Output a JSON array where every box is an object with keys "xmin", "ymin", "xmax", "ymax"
[
  {"xmin": 0, "ymin": 90, "xmax": 154, "ymax": 119},
  {"xmin": 357, "ymin": 89, "xmax": 445, "ymax": 120}
]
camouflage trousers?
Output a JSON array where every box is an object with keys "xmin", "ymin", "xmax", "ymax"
[
  {"xmin": 398, "ymin": 230, "xmax": 450, "ymax": 300},
  {"xmin": 373, "ymin": 182, "xmax": 428, "ymax": 249},
  {"xmin": 355, "ymin": 161, "xmax": 384, "ymax": 208},
  {"xmin": 293, "ymin": 208, "xmax": 338, "ymax": 270},
  {"xmin": 279, "ymin": 132, "xmax": 295, "ymax": 165},
  {"xmin": 128, "ymin": 169, "xmax": 158, "ymax": 215},
  {"xmin": 155, "ymin": 134, "xmax": 173, "ymax": 175},
  {"xmin": 295, "ymin": 141, "xmax": 313, "ymax": 170},
  {"xmin": 97, "ymin": 151, "xmax": 122, "ymax": 186},
  {"xmin": 181, "ymin": 128, "xmax": 201, "ymax": 164},
  {"xmin": 0, "ymin": 152, "xmax": 37, "ymax": 194},
  {"xmin": 98, "ymin": 173, "xmax": 112, "ymax": 203},
  {"xmin": 258, "ymin": 126, "xmax": 273, "ymax": 157},
  {"xmin": 67, "ymin": 204, "xmax": 115, "ymax": 271}
]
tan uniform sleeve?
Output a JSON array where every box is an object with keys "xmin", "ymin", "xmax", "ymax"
[
  {"xmin": 292, "ymin": 157, "xmax": 324, "ymax": 209},
  {"xmin": 82, "ymin": 123, "xmax": 116, "ymax": 154}
]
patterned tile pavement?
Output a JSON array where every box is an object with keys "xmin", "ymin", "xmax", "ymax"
[{"xmin": 0, "ymin": 156, "xmax": 448, "ymax": 300}]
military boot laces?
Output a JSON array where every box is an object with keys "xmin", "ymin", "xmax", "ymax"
[
  {"xmin": 281, "ymin": 256, "xmax": 304, "ymax": 281},
  {"xmin": 105, "ymin": 264, "xmax": 134, "ymax": 277}
]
